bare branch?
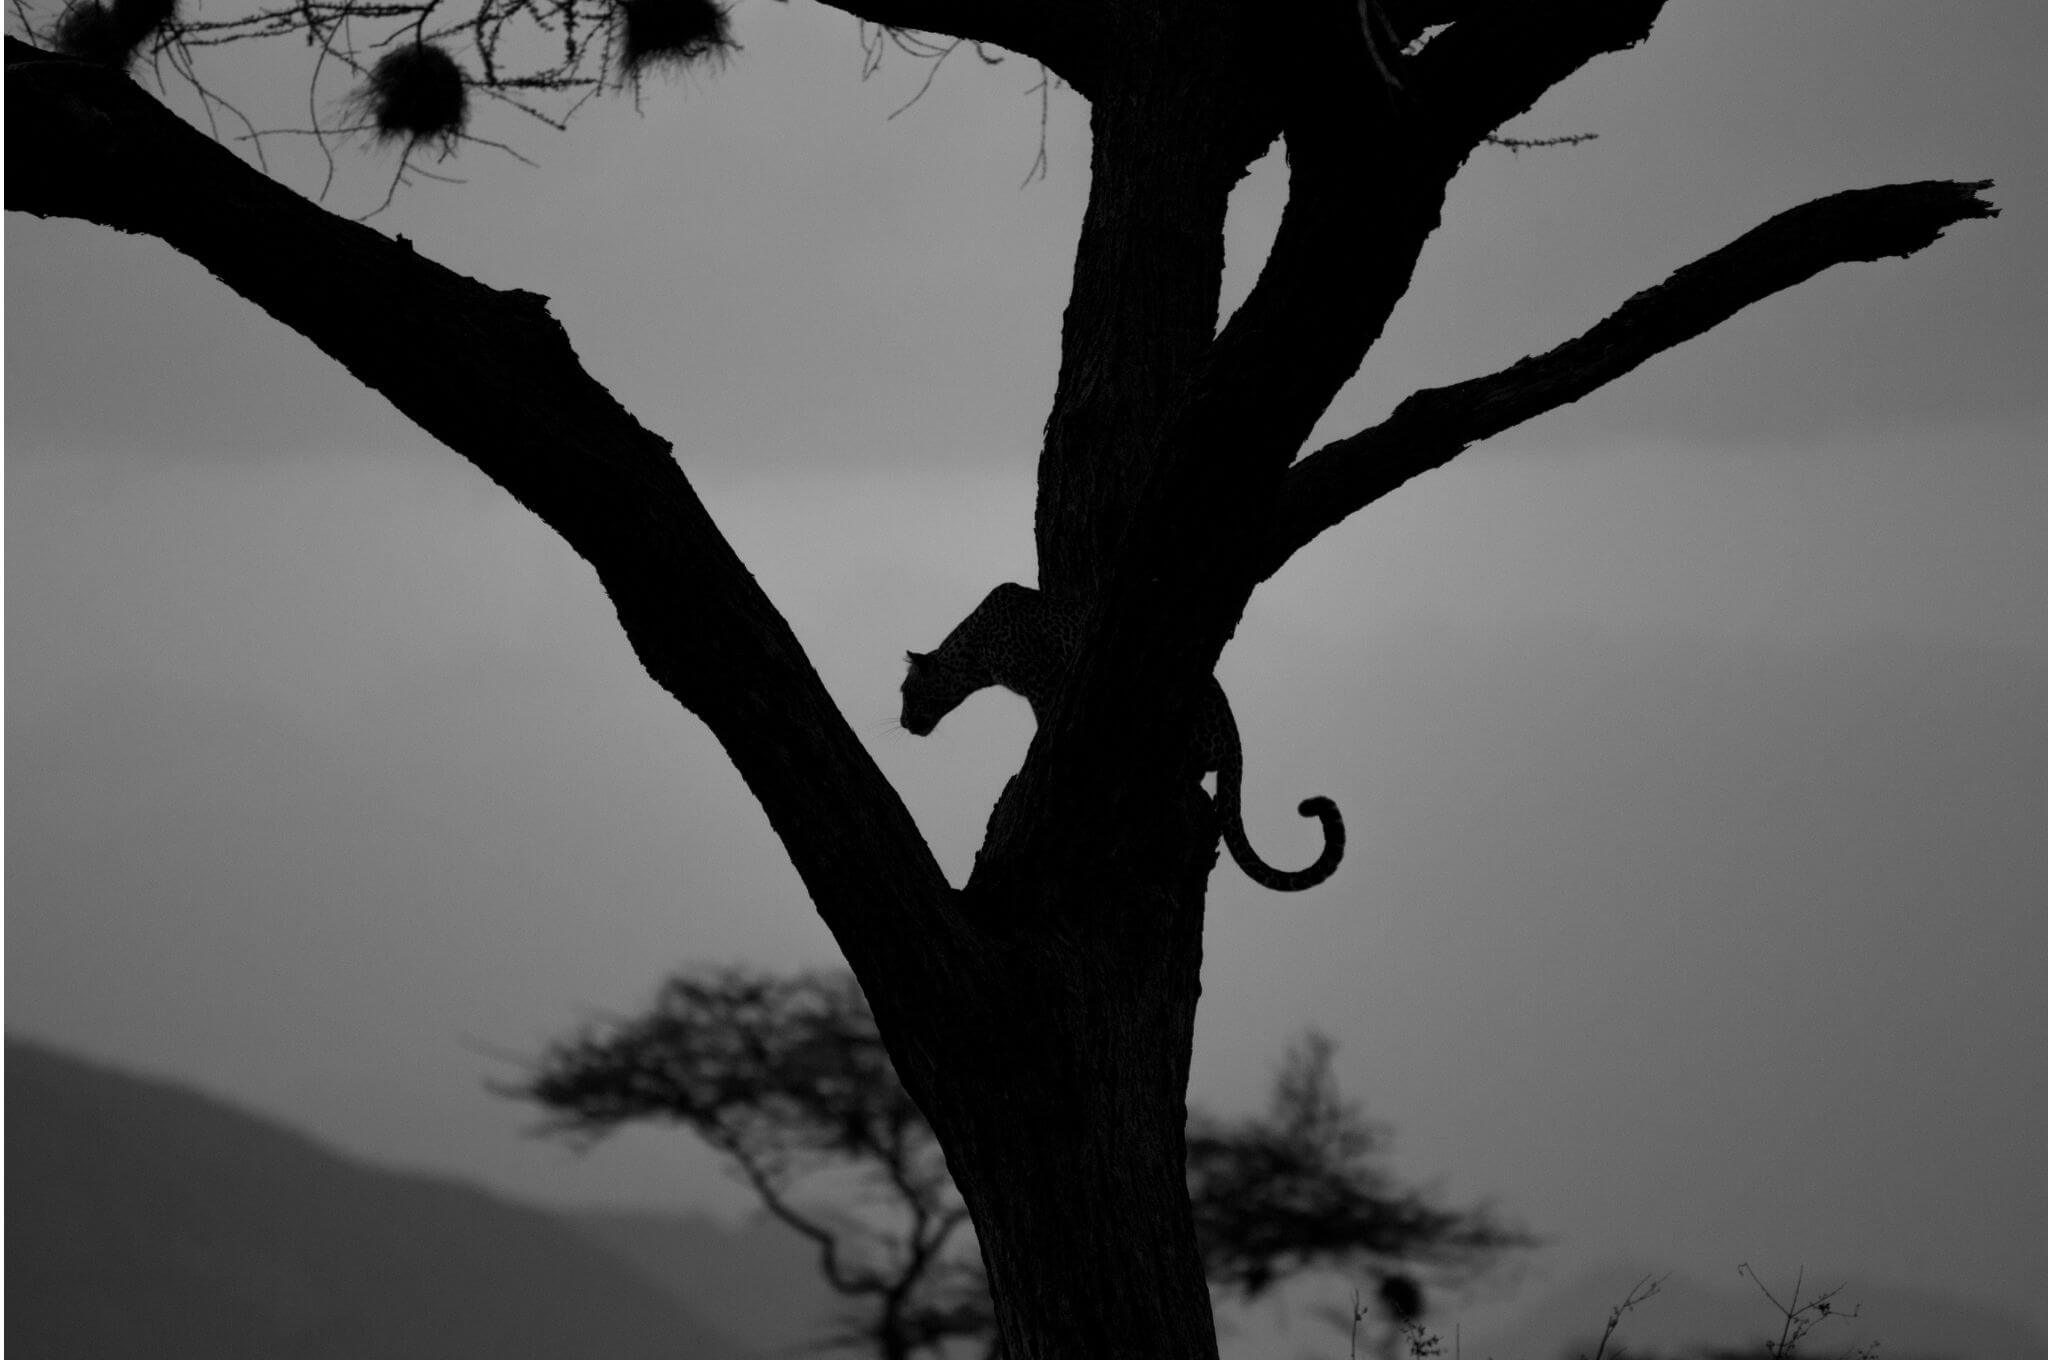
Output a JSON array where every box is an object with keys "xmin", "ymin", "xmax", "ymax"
[
  {"xmin": 1264, "ymin": 178, "xmax": 2000, "ymax": 577},
  {"xmin": 1585, "ymin": 1272, "xmax": 1668, "ymax": 1360},
  {"xmin": 814, "ymin": 0, "xmax": 1101, "ymax": 98},
  {"xmin": 729, "ymin": 1143, "xmax": 895, "ymax": 1297},
  {"xmin": 5, "ymin": 37, "xmax": 958, "ymax": 982}
]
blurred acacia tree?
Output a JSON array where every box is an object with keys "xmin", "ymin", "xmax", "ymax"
[{"xmin": 523, "ymin": 965, "xmax": 1529, "ymax": 1359}]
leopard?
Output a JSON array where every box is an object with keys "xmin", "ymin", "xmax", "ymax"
[{"xmin": 900, "ymin": 582, "xmax": 1344, "ymax": 892}]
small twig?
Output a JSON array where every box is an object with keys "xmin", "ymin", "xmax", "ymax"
[
  {"xmin": 356, "ymin": 144, "xmax": 413, "ymax": 218},
  {"xmin": 1483, "ymin": 130, "xmax": 1600, "ymax": 153},
  {"xmin": 1585, "ymin": 1272, "xmax": 1668, "ymax": 1360},
  {"xmin": 884, "ymin": 33, "xmax": 958, "ymax": 118},
  {"xmin": 1738, "ymin": 1263, "xmax": 1865, "ymax": 1360},
  {"xmin": 1019, "ymin": 63, "xmax": 1050, "ymax": 187}
]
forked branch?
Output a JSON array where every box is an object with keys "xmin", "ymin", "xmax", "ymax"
[
  {"xmin": 1114, "ymin": 2, "xmax": 1674, "ymax": 573},
  {"xmin": 1264, "ymin": 178, "xmax": 1999, "ymax": 576}
]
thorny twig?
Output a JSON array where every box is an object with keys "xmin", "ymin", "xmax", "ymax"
[
  {"xmin": 1586, "ymin": 1272, "xmax": 1669, "ymax": 1360},
  {"xmin": 1739, "ymin": 1263, "xmax": 1871, "ymax": 1360}
]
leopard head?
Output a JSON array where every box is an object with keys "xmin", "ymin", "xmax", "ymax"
[{"xmin": 900, "ymin": 649, "xmax": 957, "ymax": 736}]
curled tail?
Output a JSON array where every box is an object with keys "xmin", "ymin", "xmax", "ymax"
[
  {"xmin": 1210, "ymin": 690, "xmax": 1345, "ymax": 892},
  {"xmin": 1220, "ymin": 787, "xmax": 1346, "ymax": 892}
]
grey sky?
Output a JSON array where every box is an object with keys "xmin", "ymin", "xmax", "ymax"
[{"xmin": 8, "ymin": 0, "xmax": 2047, "ymax": 1343}]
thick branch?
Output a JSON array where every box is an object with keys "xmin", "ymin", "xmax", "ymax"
[
  {"xmin": 1267, "ymin": 179, "xmax": 2000, "ymax": 575},
  {"xmin": 812, "ymin": 0, "xmax": 1104, "ymax": 98},
  {"xmin": 1034, "ymin": 2, "xmax": 1679, "ymax": 629},
  {"xmin": 5, "ymin": 40, "xmax": 955, "ymax": 977},
  {"xmin": 1049, "ymin": 2, "xmax": 1672, "ymax": 613},
  {"xmin": 1177, "ymin": 3, "xmax": 1444, "ymax": 494}
]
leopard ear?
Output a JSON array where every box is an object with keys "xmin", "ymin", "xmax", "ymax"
[{"xmin": 905, "ymin": 650, "xmax": 928, "ymax": 665}]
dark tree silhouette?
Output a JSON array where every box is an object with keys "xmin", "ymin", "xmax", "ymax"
[
  {"xmin": 1185, "ymin": 1033, "xmax": 1520, "ymax": 1302},
  {"xmin": 5, "ymin": 1, "xmax": 1997, "ymax": 1351},
  {"xmin": 529, "ymin": 967, "xmax": 994, "ymax": 1360},
  {"xmin": 522, "ymin": 965, "xmax": 1528, "ymax": 1359}
]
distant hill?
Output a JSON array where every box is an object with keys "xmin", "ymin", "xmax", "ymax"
[
  {"xmin": 5, "ymin": 1038, "xmax": 740, "ymax": 1360},
  {"xmin": 14, "ymin": 1040, "xmax": 2045, "ymax": 1360},
  {"xmin": 1466, "ymin": 1264, "xmax": 2048, "ymax": 1360}
]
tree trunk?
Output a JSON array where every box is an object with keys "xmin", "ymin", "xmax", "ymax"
[
  {"xmin": 914, "ymin": 882, "xmax": 1218, "ymax": 1358},
  {"xmin": 874, "ymin": 759, "xmax": 1222, "ymax": 1357}
]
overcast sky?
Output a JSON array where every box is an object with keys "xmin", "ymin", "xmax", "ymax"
[{"xmin": 7, "ymin": 0, "xmax": 2046, "ymax": 1344}]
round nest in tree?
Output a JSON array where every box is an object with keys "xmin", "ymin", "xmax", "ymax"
[
  {"xmin": 616, "ymin": 0, "xmax": 734, "ymax": 77},
  {"xmin": 356, "ymin": 42, "xmax": 470, "ymax": 148}
]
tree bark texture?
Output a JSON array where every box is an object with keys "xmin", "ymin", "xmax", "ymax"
[{"xmin": 6, "ymin": 3, "xmax": 1995, "ymax": 1351}]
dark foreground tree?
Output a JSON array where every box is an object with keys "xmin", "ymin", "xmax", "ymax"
[
  {"xmin": 521, "ymin": 965, "xmax": 1527, "ymax": 1358},
  {"xmin": 6, "ymin": 2, "xmax": 1996, "ymax": 1353}
]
